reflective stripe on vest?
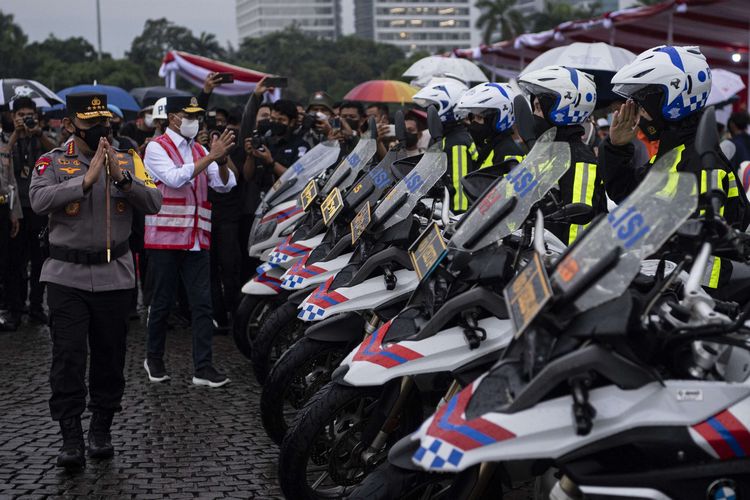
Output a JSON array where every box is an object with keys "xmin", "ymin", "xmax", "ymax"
[
  {"xmin": 568, "ymin": 162, "xmax": 598, "ymax": 244},
  {"xmin": 480, "ymin": 150, "xmax": 524, "ymax": 169},
  {"xmin": 452, "ymin": 145, "xmax": 469, "ymax": 212},
  {"xmin": 144, "ymin": 134, "xmax": 211, "ymax": 250}
]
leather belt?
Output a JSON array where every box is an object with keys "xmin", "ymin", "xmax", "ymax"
[{"xmin": 49, "ymin": 241, "xmax": 130, "ymax": 265}]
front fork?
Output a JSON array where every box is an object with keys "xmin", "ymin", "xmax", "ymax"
[{"xmin": 361, "ymin": 376, "xmax": 414, "ymax": 466}]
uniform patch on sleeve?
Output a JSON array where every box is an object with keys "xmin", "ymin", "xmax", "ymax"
[
  {"xmin": 132, "ymin": 151, "xmax": 157, "ymax": 188},
  {"xmin": 35, "ymin": 156, "xmax": 51, "ymax": 175}
]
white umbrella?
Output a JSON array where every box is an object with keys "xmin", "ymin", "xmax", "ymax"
[
  {"xmin": 520, "ymin": 42, "xmax": 636, "ymax": 75},
  {"xmin": 0, "ymin": 79, "xmax": 63, "ymax": 108},
  {"xmin": 706, "ymin": 68, "xmax": 745, "ymax": 107},
  {"xmin": 403, "ymin": 56, "xmax": 487, "ymax": 86}
]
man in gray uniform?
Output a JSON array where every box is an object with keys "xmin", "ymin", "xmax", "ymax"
[{"xmin": 29, "ymin": 92, "xmax": 162, "ymax": 471}]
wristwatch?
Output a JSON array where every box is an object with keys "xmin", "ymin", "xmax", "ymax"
[{"xmin": 113, "ymin": 169, "xmax": 133, "ymax": 190}]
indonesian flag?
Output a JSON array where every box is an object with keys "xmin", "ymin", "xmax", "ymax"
[{"xmin": 159, "ymin": 50, "xmax": 268, "ymax": 96}]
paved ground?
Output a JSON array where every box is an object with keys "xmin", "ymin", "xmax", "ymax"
[{"xmin": 0, "ymin": 314, "xmax": 282, "ymax": 499}]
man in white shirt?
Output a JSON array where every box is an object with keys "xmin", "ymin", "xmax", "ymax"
[{"xmin": 143, "ymin": 96, "xmax": 237, "ymax": 388}]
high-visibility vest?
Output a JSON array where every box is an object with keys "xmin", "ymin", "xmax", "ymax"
[
  {"xmin": 144, "ymin": 134, "xmax": 212, "ymax": 251},
  {"xmin": 648, "ymin": 144, "xmax": 741, "ymax": 288}
]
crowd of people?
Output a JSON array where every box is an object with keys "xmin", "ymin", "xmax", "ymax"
[{"xmin": 4, "ymin": 45, "xmax": 750, "ymax": 472}]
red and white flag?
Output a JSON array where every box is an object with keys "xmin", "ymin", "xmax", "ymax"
[{"xmin": 159, "ymin": 50, "xmax": 268, "ymax": 96}]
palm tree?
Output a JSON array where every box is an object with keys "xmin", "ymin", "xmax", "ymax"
[
  {"xmin": 194, "ymin": 32, "xmax": 225, "ymax": 59},
  {"xmin": 475, "ymin": 0, "xmax": 527, "ymax": 44},
  {"xmin": 529, "ymin": 0, "xmax": 596, "ymax": 32}
]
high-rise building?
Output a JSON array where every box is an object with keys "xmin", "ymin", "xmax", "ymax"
[
  {"xmin": 236, "ymin": 0, "xmax": 341, "ymax": 41},
  {"xmin": 354, "ymin": 1, "xmax": 481, "ymax": 54}
]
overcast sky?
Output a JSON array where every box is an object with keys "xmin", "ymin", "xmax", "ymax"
[{"xmin": 3, "ymin": 0, "xmax": 238, "ymax": 58}]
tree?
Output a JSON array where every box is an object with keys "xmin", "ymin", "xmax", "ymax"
[
  {"xmin": 127, "ymin": 18, "xmax": 226, "ymax": 85},
  {"xmin": 0, "ymin": 12, "xmax": 29, "ymax": 78},
  {"xmin": 475, "ymin": 0, "xmax": 527, "ymax": 44},
  {"xmin": 529, "ymin": 0, "xmax": 597, "ymax": 32}
]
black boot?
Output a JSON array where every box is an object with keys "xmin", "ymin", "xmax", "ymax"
[
  {"xmin": 87, "ymin": 411, "xmax": 115, "ymax": 458},
  {"xmin": 57, "ymin": 417, "xmax": 85, "ymax": 470}
]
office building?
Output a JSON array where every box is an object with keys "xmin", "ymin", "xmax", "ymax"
[{"xmin": 236, "ymin": 0, "xmax": 341, "ymax": 40}]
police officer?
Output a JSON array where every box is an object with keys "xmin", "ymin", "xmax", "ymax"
[
  {"xmin": 413, "ymin": 78, "xmax": 479, "ymax": 214},
  {"xmin": 29, "ymin": 92, "xmax": 162, "ymax": 471},
  {"xmin": 458, "ymin": 82, "xmax": 525, "ymax": 175},
  {"xmin": 603, "ymin": 46, "xmax": 747, "ymax": 289},
  {"xmin": 518, "ymin": 65, "xmax": 607, "ymax": 246}
]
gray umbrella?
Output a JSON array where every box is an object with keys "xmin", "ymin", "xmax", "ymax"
[
  {"xmin": 0, "ymin": 79, "xmax": 64, "ymax": 108},
  {"xmin": 129, "ymin": 86, "xmax": 191, "ymax": 107}
]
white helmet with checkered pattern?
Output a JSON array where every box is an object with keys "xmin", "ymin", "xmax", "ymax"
[
  {"xmin": 457, "ymin": 82, "xmax": 517, "ymax": 133},
  {"xmin": 611, "ymin": 45, "xmax": 711, "ymax": 122},
  {"xmin": 413, "ymin": 78, "xmax": 468, "ymax": 123},
  {"xmin": 518, "ymin": 65, "xmax": 597, "ymax": 126}
]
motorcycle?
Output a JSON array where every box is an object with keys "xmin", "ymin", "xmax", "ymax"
[{"xmin": 276, "ymin": 126, "xmax": 584, "ymax": 499}]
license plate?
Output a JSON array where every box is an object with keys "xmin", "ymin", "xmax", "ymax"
[
  {"xmin": 350, "ymin": 201, "xmax": 371, "ymax": 245},
  {"xmin": 298, "ymin": 179, "xmax": 319, "ymax": 211},
  {"xmin": 408, "ymin": 222, "xmax": 448, "ymax": 280},
  {"xmin": 320, "ymin": 187, "xmax": 344, "ymax": 226},
  {"xmin": 504, "ymin": 251, "xmax": 552, "ymax": 339}
]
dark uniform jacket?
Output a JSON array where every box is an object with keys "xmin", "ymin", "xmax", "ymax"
[
  {"xmin": 29, "ymin": 140, "xmax": 162, "ymax": 292},
  {"xmin": 477, "ymin": 132, "xmax": 525, "ymax": 174},
  {"xmin": 600, "ymin": 123, "xmax": 748, "ymax": 288},
  {"xmin": 442, "ymin": 122, "xmax": 478, "ymax": 213},
  {"xmin": 547, "ymin": 125, "xmax": 607, "ymax": 247}
]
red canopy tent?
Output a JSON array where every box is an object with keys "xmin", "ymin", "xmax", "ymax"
[{"xmin": 452, "ymin": 0, "xmax": 750, "ymax": 103}]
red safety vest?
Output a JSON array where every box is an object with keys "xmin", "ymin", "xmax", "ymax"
[{"xmin": 144, "ymin": 134, "xmax": 212, "ymax": 250}]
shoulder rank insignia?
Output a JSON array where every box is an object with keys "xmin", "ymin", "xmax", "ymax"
[
  {"xmin": 35, "ymin": 156, "xmax": 51, "ymax": 175},
  {"xmin": 65, "ymin": 141, "xmax": 76, "ymax": 157}
]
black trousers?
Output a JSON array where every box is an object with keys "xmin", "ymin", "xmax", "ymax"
[
  {"xmin": 0, "ymin": 205, "xmax": 10, "ymax": 305},
  {"xmin": 47, "ymin": 283, "xmax": 131, "ymax": 421},
  {"xmin": 8, "ymin": 206, "xmax": 46, "ymax": 314},
  {"xmin": 210, "ymin": 218, "xmax": 242, "ymax": 322}
]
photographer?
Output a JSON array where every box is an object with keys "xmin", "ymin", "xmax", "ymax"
[
  {"xmin": 5, "ymin": 97, "xmax": 56, "ymax": 329},
  {"xmin": 246, "ymin": 99, "xmax": 310, "ymax": 179}
]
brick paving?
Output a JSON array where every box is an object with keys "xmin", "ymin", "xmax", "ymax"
[{"xmin": 0, "ymin": 316, "xmax": 282, "ymax": 499}]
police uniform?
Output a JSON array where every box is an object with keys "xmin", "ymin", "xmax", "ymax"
[
  {"xmin": 477, "ymin": 132, "xmax": 525, "ymax": 173},
  {"xmin": 29, "ymin": 92, "xmax": 162, "ymax": 470},
  {"xmin": 0, "ymin": 130, "xmax": 22, "ymax": 327},
  {"xmin": 442, "ymin": 122, "xmax": 479, "ymax": 213}
]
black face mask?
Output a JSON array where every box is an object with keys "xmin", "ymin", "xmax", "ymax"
[
  {"xmin": 405, "ymin": 132, "xmax": 419, "ymax": 148},
  {"xmin": 111, "ymin": 122, "xmax": 121, "ymax": 136},
  {"xmin": 638, "ymin": 116, "xmax": 661, "ymax": 141},
  {"xmin": 256, "ymin": 119, "xmax": 272, "ymax": 135},
  {"xmin": 74, "ymin": 123, "xmax": 111, "ymax": 151},
  {"xmin": 270, "ymin": 121, "xmax": 288, "ymax": 137},
  {"xmin": 468, "ymin": 120, "xmax": 494, "ymax": 145},
  {"xmin": 214, "ymin": 124, "xmax": 226, "ymax": 134},
  {"xmin": 344, "ymin": 118, "xmax": 360, "ymax": 133},
  {"xmin": 532, "ymin": 115, "xmax": 553, "ymax": 137}
]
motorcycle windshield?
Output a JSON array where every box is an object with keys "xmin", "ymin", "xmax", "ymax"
[
  {"xmin": 263, "ymin": 140, "xmax": 341, "ymax": 205},
  {"xmin": 372, "ymin": 144, "xmax": 447, "ymax": 231},
  {"xmin": 321, "ymin": 137, "xmax": 378, "ymax": 195},
  {"xmin": 343, "ymin": 147, "xmax": 406, "ymax": 209},
  {"xmin": 450, "ymin": 129, "xmax": 569, "ymax": 251},
  {"xmin": 551, "ymin": 148, "xmax": 697, "ymax": 313}
]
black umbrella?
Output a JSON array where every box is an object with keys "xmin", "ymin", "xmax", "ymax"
[
  {"xmin": 130, "ymin": 86, "xmax": 191, "ymax": 107},
  {"xmin": 0, "ymin": 79, "xmax": 63, "ymax": 109}
]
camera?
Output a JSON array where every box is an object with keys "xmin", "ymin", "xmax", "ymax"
[
  {"xmin": 23, "ymin": 116, "xmax": 37, "ymax": 129},
  {"xmin": 251, "ymin": 131, "xmax": 266, "ymax": 150}
]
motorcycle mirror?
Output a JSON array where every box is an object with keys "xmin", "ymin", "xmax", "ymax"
[
  {"xmin": 368, "ymin": 116, "xmax": 378, "ymax": 140},
  {"xmin": 394, "ymin": 110, "xmax": 406, "ymax": 143},
  {"xmin": 548, "ymin": 203, "xmax": 595, "ymax": 226},
  {"xmin": 514, "ymin": 94, "xmax": 536, "ymax": 151},
  {"xmin": 427, "ymin": 105, "xmax": 443, "ymax": 144}
]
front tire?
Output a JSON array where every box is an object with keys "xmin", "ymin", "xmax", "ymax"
[
  {"xmin": 261, "ymin": 337, "xmax": 354, "ymax": 445},
  {"xmin": 251, "ymin": 301, "xmax": 306, "ymax": 384},
  {"xmin": 279, "ymin": 381, "xmax": 422, "ymax": 499},
  {"xmin": 232, "ymin": 294, "xmax": 280, "ymax": 359}
]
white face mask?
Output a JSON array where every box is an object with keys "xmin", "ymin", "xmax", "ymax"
[
  {"xmin": 144, "ymin": 114, "xmax": 154, "ymax": 128},
  {"xmin": 179, "ymin": 118, "xmax": 200, "ymax": 139}
]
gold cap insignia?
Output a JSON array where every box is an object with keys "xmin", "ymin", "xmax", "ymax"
[
  {"xmin": 92, "ymin": 97, "xmax": 101, "ymax": 106},
  {"xmin": 190, "ymin": 97, "xmax": 198, "ymax": 106}
]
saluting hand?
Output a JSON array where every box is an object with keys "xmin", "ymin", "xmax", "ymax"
[
  {"xmin": 83, "ymin": 138, "xmax": 109, "ymax": 191},
  {"xmin": 609, "ymin": 99, "xmax": 639, "ymax": 147},
  {"xmin": 210, "ymin": 128, "xmax": 236, "ymax": 161}
]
